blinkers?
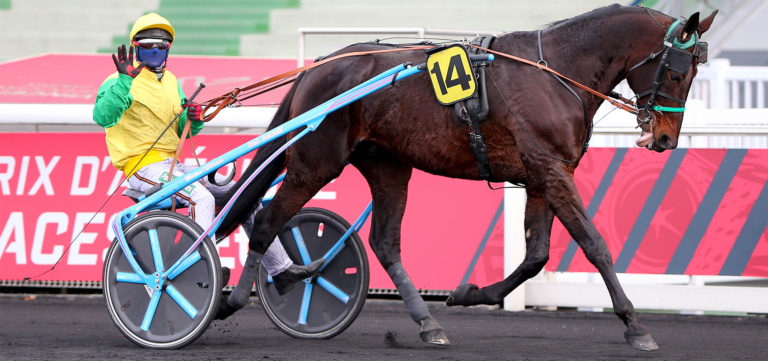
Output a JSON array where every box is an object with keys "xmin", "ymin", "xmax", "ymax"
[
  {"xmin": 627, "ymin": 17, "xmax": 706, "ymax": 115},
  {"xmin": 667, "ymin": 46, "xmax": 693, "ymax": 74}
]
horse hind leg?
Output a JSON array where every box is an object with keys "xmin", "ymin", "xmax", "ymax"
[
  {"xmin": 351, "ymin": 149, "xmax": 450, "ymax": 346},
  {"xmin": 447, "ymin": 190, "xmax": 553, "ymax": 307}
]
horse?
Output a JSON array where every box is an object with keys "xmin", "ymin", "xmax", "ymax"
[{"xmin": 217, "ymin": 4, "xmax": 717, "ymax": 351}]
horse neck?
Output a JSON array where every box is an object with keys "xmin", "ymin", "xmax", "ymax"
[{"xmin": 538, "ymin": 9, "xmax": 666, "ymax": 113}]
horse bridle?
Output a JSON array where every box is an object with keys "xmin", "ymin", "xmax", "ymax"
[{"xmin": 627, "ymin": 17, "xmax": 708, "ymax": 128}]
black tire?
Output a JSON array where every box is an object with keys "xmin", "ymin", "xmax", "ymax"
[
  {"xmin": 257, "ymin": 207, "xmax": 369, "ymax": 339},
  {"xmin": 103, "ymin": 211, "xmax": 221, "ymax": 349}
]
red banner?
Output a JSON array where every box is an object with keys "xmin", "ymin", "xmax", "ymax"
[
  {"xmin": 3, "ymin": 133, "xmax": 766, "ymax": 289},
  {"xmin": 550, "ymin": 148, "xmax": 768, "ymax": 277},
  {"xmin": 0, "ymin": 54, "xmax": 295, "ymax": 105},
  {"xmin": 0, "ymin": 133, "xmax": 505, "ymax": 289}
]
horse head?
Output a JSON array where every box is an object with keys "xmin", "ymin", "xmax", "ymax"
[{"xmin": 625, "ymin": 10, "xmax": 717, "ymax": 152}]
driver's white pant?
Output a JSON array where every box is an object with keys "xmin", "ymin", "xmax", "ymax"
[{"xmin": 128, "ymin": 159, "xmax": 291, "ymax": 276}]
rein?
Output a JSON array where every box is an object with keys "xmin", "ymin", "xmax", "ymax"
[
  {"xmin": 200, "ymin": 45, "xmax": 436, "ymax": 121},
  {"xmin": 467, "ymin": 43, "xmax": 640, "ymax": 115},
  {"xmin": 202, "ymin": 39, "xmax": 645, "ymax": 122}
]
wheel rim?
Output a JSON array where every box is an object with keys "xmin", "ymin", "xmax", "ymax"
[
  {"xmin": 258, "ymin": 209, "xmax": 369, "ymax": 338},
  {"xmin": 103, "ymin": 212, "xmax": 220, "ymax": 348}
]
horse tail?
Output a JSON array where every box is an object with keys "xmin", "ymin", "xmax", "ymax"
[{"xmin": 216, "ymin": 72, "xmax": 305, "ymax": 238}]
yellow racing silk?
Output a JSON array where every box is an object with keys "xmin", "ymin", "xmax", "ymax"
[{"xmin": 93, "ymin": 67, "xmax": 202, "ymax": 177}]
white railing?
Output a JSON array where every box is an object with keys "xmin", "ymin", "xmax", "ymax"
[
  {"xmin": 296, "ymin": 27, "xmax": 504, "ymax": 67},
  {"xmin": 611, "ymin": 58, "xmax": 768, "ymax": 110}
]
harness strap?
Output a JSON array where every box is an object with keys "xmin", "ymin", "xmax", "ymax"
[
  {"xmin": 458, "ymin": 100, "xmax": 493, "ymax": 180},
  {"xmin": 627, "ymin": 48, "xmax": 665, "ymax": 73},
  {"xmin": 636, "ymin": 89, "xmax": 686, "ymax": 105},
  {"xmin": 467, "ymin": 44, "xmax": 639, "ymax": 114},
  {"xmin": 537, "ymin": 30, "xmax": 591, "ymax": 155}
]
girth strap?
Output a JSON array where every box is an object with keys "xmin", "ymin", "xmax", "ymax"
[
  {"xmin": 453, "ymin": 36, "xmax": 495, "ymax": 181},
  {"xmin": 458, "ymin": 100, "xmax": 493, "ymax": 180}
]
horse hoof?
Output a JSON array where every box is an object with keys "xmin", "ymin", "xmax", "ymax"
[
  {"xmin": 419, "ymin": 316, "xmax": 451, "ymax": 346},
  {"xmin": 420, "ymin": 329, "xmax": 451, "ymax": 346},
  {"xmin": 215, "ymin": 295, "xmax": 237, "ymax": 320},
  {"xmin": 625, "ymin": 332, "xmax": 659, "ymax": 351},
  {"xmin": 446, "ymin": 283, "xmax": 479, "ymax": 307}
]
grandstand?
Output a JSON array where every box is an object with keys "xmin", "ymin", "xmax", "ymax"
[
  {"xmin": 0, "ymin": 0, "xmax": 158, "ymax": 61},
  {"xmin": 1, "ymin": 1, "xmax": 764, "ymax": 64},
  {"xmin": 2, "ymin": 0, "xmax": 763, "ymax": 63},
  {"xmin": 0, "ymin": 0, "xmax": 618, "ymax": 61}
]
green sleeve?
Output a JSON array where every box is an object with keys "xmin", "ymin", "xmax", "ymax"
[
  {"xmin": 93, "ymin": 73, "xmax": 134, "ymax": 128},
  {"xmin": 176, "ymin": 82, "xmax": 205, "ymax": 138}
]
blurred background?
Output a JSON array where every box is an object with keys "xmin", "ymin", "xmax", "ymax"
[
  {"xmin": 1, "ymin": 0, "xmax": 767, "ymax": 316},
  {"xmin": 0, "ymin": 0, "xmax": 763, "ymax": 64}
]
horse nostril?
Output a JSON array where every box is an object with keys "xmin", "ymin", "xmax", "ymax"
[{"xmin": 657, "ymin": 134, "xmax": 677, "ymax": 150}]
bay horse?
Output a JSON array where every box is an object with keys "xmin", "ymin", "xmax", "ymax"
[{"xmin": 218, "ymin": 4, "xmax": 717, "ymax": 351}]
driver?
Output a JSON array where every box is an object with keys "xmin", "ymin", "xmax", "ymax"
[{"xmin": 93, "ymin": 12, "xmax": 321, "ymax": 295}]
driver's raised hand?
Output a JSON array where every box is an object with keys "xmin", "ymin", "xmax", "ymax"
[{"xmin": 112, "ymin": 44, "xmax": 145, "ymax": 78}]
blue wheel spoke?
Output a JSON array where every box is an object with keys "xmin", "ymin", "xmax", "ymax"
[
  {"xmin": 316, "ymin": 276, "xmax": 350, "ymax": 304},
  {"xmin": 166, "ymin": 284, "xmax": 198, "ymax": 319},
  {"xmin": 167, "ymin": 251, "xmax": 201, "ymax": 280},
  {"xmin": 140, "ymin": 289, "xmax": 162, "ymax": 331},
  {"xmin": 291, "ymin": 227, "xmax": 312, "ymax": 265},
  {"xmin": 116, "ymin": 272, "xmax": 144, "ymax": 284},
  {"xmin": 148, "ymin": 229, "xmax": 164, "ymax": 273},
  {"xmin": 298, "ymin": 282, "xmax": 313, "ymax": 325}
]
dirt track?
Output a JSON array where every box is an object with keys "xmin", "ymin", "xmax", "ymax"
[{"xmin": 1, "ymin": 294, "xmax": 767, "ymax": 360}]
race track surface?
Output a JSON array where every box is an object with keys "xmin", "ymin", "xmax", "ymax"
[{"xmin": 1, "ymin": 294, "xmax": 766, "ymax": 360}]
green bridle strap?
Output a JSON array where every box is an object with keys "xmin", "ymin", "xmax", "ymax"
[
  {"xmin": 652, "ymin": 105, "xmax": 686, "ymax": 113},
  {"xmin": 666, "ymin": 18, "xmax": 698, "ymax": 49}
]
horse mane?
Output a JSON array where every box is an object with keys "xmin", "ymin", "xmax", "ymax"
[{"xmin": 543, "ymin": 3, "xmax": 665, "ymax": 30}]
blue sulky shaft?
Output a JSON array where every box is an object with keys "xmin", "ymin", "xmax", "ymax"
[{"xmin": 112, "ymin": 62, "xmax": 425, "ymax": 287}]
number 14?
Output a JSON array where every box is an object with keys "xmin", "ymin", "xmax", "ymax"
[{"xmin": 430, "ymin": 54, "xmax": 473, "ymax": 95}]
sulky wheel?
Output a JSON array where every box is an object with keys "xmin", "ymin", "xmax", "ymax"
[
  {"xmin": 257, "ymin": 207, "xmax": 369, "ymax": 339},
  {"xmin": 103, "ymin": 211, "xmax": 222, "ymax": 349}
]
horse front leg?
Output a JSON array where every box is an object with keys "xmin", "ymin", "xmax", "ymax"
[
  {"xmin": 352, "ymin": 153, "xmax": 450, "ymax": 346},
  {"xmin": 547, "ymin": 173, "xmax": 658, "ymax": 351},
  {"xmin": 447, "ymin": 189, "xmax": 553, "ymax": 306}
]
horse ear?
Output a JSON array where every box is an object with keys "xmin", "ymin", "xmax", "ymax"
[
  {"xmin": 681, "ymin": 12, "xmax": 700, "ymax": 41},
  {"xmin": 697, "ymin": 9, "xmax": 718, "ymax": 35}
]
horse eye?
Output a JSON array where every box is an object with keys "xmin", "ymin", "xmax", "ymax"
[{"xmin": 670, "ymin": 73, "xmax": 682, "ymax": 83}]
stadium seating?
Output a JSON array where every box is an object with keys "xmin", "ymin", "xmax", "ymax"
[
  {"xmin": 0, "ymin": 0, "xmax": 158, "ymax": 61},
  {"xmin": 240, "ymin": 0, "xmax": 619, "ymax": 59},
  {"xmin": 104, "ymin": 0, "xmax": 298, "ymax": 56},
  {"xmin": 0, "ymin": 0, "xmax": 626, "ymax": 61}
]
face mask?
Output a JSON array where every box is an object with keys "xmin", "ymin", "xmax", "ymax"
[{"xmin": 136, "ymin": 47, "xmax": 168, "ymax": 69}]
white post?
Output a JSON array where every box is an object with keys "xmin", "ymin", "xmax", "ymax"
[
  {"xmin": 503, "ymin": 185, "xmax": 526, "ymax": 311},
  {"xmin": 709, "ymin": 58, "xmax": 731, "ymax": 108},
  {"xmin": 297, "ymin": 29, "xmax": 305, "ymax": 67}
]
